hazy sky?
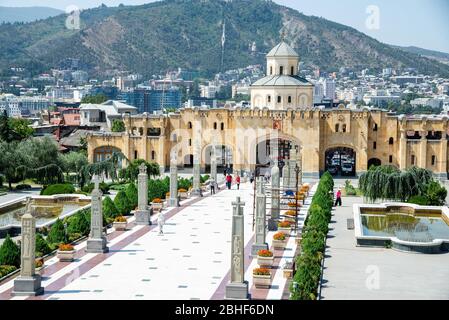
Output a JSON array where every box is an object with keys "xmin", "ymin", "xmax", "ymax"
[{"xmin": 1, "ymin": 0, "xmax": 448, "ymax": 53}]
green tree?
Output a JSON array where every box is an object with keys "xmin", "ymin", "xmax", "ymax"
[
  {"xmin": 35, "ymin": 233, "xmax": 51, "ymax": 257},
  {"xmin": 114, "ymin": 190, "xmax": 131, "ymax": 215},
  {"xmin": 66, "ymin": 211, "xmax": 90, "ymax": 236},
  {"xmin": 425, "ymin": 181, "xmax": 447, "ymax": 206},
  {"xmin": 103, "ymin": 196, "xmax": 119, "ymax": 219},
  {"xmin": 119, "ymin": 159, "xmax": 160, "ymax": 182},
  {"xmin": 46, "ymin": 219, "xmax": 67, "ymax": 245},
  {"xmin": 9, "ymin": 118, "xmax": 34, "ymax": 140},
  {"xmin": 0, "ymin": 234, "xmax": 20, "ymax": 267},
  {"xmin": 59, "ymin": 152, "xmax": 88, "ymax": 184},
  {"xmin": 111, "ymin": 119, "xmax": 126, "ymax": 132},
  {"xmin": 0, "ymin": 141, "xmax": 24, "ymax": 189},
  {"xmin": 81, "ymin": 94, "xmax": 108, "ymax": 104},
  {"xmin": 0, "ymin": 110, "xmax": 14, "ymax": 142},
  {"xmin": 125, "ymin": 183, "xmax": 138, "ymax": 211}
]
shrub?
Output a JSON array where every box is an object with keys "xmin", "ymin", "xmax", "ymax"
[
  {"xmin": 108, "ymin": 183, "xmax": 127, "ymax": 191},
  {"xmin": 424, "ymin": 181, "xmax": 447, "ymax": 206},
  {"xmin": 15, "ymin": 184, "xmax": 31, "ymax": 190},
  {"xmin": 253, "ymin": 268, "xmax": 271, "ymax": 276},
  {"xmin": 200, "ymin": 175, "xmax": 210, "ymax": 183},
  {"xmin": 0, "ymin": 235, "xmax": 20, "ymax": 267},
  {"xmin": 273, "ymin": 232, "xmax": 286, "ymax": 241},
  {"xmin": 46, "ymin": 219, "xmax": 67, "ymax": 245},
  {"xmin": 81, "ymin": 182, "xmax": 110, "ymax": 194},
  {"xmin": 103, "ymin": 196, "xmax": 119, "ymax": 219},
  {"xmin": 0, "ymin": 265, "xmax": 17, "ymax": 278},
  {"xmin": 41, "ymin": 184, "xmax": 75, "ymax": 195},
  {"xmin": 114, "ymin": 190, "xmax": 131, "ymax": 215},
  {"xmin": 66, "ymin": 211, "xmax": 90, "ymax": 237},
  {"xmin": 58, "ymin": 243, "xmax": 74, "ymax": 251},
  {"xmin": 148, "ymin": 177, "xmax": 169, "ymax": 201},
  {"xmin": 257, "ymin": 249, "xmax": 273, "ymax": 257},
  {"xmin": 35, "ymin": 233, "xmax": 51, "ymax": 257},
  {"xmin": 407, "ymin": 195, "xmax": 428, "ymax": 205},
  {"xmin": 177, "ymin": 178, "xmax": 192, "ymax": 191}
]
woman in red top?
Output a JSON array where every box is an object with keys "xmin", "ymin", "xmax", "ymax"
[
  {"xmin": 226, "ymin": 174, "xmax": 232, "ymax": 190},
  {"xmin": 236, "ymin": 174, "xmax": 241, "ymax": 190},
  {"xmin": 335, "ymin": 188, "xmax": 342, "ymax": 206}
]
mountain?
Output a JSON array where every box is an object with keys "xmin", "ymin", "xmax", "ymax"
[
  {"xmin": 1, "ymin": 0, "xmax": 449, "ymax": 78},
  {"xmin": 0, "ymin": 6, "xmax": 64, "ymax": 23},
  {"xmin": 393, "ymin": 46, "xmax": 449, "ymax": 65}
]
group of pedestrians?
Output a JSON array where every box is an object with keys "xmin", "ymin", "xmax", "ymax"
[{"xmin": 225, "ymin": 172, "xmax": 240, "ymax": 190}]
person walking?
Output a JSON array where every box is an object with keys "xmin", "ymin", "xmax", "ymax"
[
  {"xmin": 249, "ymin": 172, "xmax": 254, "ymax": 184},
  {"xmin": 236, "ymin": 174, "xmax": 241, "ymax": 190},
  {"xmin": 335, "ymin": 188, "xmax": 342, "ymax": 206},
  {"xmin": 158, "ymin": 211, "xmax": 166, "ymax": 235},
  {"xmin": 210, "ymin": 177, "xmax": 216, "ymax": 194},
  {"xmin": 226, "ymin": 174, "xmax": 232, "ymax": 190}
]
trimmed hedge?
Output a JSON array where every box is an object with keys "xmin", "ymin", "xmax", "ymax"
[
  {"xmin": 41, "ymin": 183, "xmax": 75, "ymax": 195},
  {"xmin": 66, "ymin": 210, "xmax": 90, "ymax": 237},
  {"xmin": 15, "ymin": 184, "xmax": 31, "ymax": 190},
  {"xmin": 290, "ymin": 171, "xmax": 334, "ymax": 300},
  {"xmin": 103, "ymin": 196, "xmax": 119, "ymax": 219},
  {"xmin": 125, "ymin": 183, "xmax": 138, "ymax": 211},
  {"xmin": 0, "ymin": 265, "xmax": 17, "ymax": 278},
  {"xmin": 0, "ymin": 235, "xmax": 20, "ymax": 268},
  {"xmin": 81, "ymin": 182, "xmax": 110, "ymax": 194}
]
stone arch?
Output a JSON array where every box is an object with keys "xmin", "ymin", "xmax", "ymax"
[
  {"xmin": 368, "ymin": 158, "xmax": 381, "ymax": 169},
  {"xmin": 93, "ymin": 146, "xmax": 122, "ymax": 163}
]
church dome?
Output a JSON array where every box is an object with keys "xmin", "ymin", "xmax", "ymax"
[{"xmin": 267, "ymin": 41, "xmax": 299, "ymax": 57}]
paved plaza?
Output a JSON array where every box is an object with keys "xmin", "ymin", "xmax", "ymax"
[
  {"xmin": 0, "ymin": 181, "xmax": 316, "ymax": 300},
  {"xmin": 320, "ymin": 195, "xmax": 449, "ymax": 300}
]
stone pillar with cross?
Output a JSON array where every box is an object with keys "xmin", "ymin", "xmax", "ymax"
[
  {"xmin": 225, "ymin": 196, "xmax": 249, "ymax": 300},
  {"xmin": 86, "ymin": 175, "xmax": 109, "ymax": 253},
  {"xmin": 288, "ymin": 144, "xmax": 298, "ymax": 190},
  {"xmin": 251, "ymin": 177, "xmax": 268, "ymax": 255},
  {"xmin": 168, "ymin": 151, "xmax": 179, "ymax": 207},
  {"xmin": 191, "ymin": 138, "xmax": 202, "ymax": 196},
  {"xmin": 12, "ymin": 197, "xmax": 44, "ymax": 296},
  {"xmin": 135, "ymin": 163, "xmax": 152, "ymax": 225},
  {"xmin": 210, "ymin": 144, "xmax": 218, "ymax": 184}
]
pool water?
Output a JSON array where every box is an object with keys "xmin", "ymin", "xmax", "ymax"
[
  {"xmin": 0, "ymin": 202, "xmax": 86, "ymax": 227},
  {"xmin": 361, "ymin": 212, "xmax": 449, "ymax": 242}
]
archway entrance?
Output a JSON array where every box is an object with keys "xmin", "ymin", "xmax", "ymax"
[
  {"xmin": 256, "ymin": 138, "xmax": 296, "ymax": 176},
  {"xmin": 367, "ymin": 158, "xmax": 381, "ymax": 169},
  {"xmin": 203, "ymin": 145, "xmax": 233, "ymax": 173},
  {"xmin": 93, "ymin": 146, "xmax": 122, "ymax": 163},
  {"xmin": 325, "ymin": 147, "xmax": 356, "ymax": 176},
  {"xmin": 183, "ymin": 154, "xmax": 193, "ymax": 168}
]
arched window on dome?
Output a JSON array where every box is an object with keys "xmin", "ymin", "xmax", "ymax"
[
  {"xmin": 291, "ymin": 66, "xmax": 294, "ymax": 75},
  {"xmin": 267, "ymin": 95, "xmax": 271, "ymax": 103},
  {"xmin": 277, "ymin": 96, "xmax": 281, "ymax": 103},
  {"xmin": 288, "ymin": 96, "xmax": 292, "ymax": 104},
  {"xmin": 280, "ymin": 66, "xmax": 284, "ymax": 75}
]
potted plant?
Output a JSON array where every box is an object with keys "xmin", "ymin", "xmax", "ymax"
[
  {"xmin": 272, "ymin": 232, "xmax": 287, "ymax": 250},
  {"xmin": 252, "ymin": 268, "xmax": 271, "ymax": 288},
  {"xmin": 151, "ymin": 198, "xmax": 164, "ymax": 211},
  {"xmin": 35, "ymin": 258, "xmax": 45, "ymax": 275},
  {"xmin": 284, "ymin": 210, "xmax": 297, "ymax": 222},
  {"xmin": 287, "ymin": 201, "xmax": 301, "ymax": 208},
  {"xmin": 57, "ymin": 243, "xmax": 76, "ymax": 262},
  {"xmin": 113, "ymin": 216, "xmax": 127, "ymax": 231},
  {"xmin": 178, "ymin": 188, "xmax": 188, "ymax": 199},
  {"xmin": 257, "ymin": 249, "xmax": 274, "ymax": 268},
  {"xmin": 277, "ymin": 220, "xmax": 292, "ymax": 233}
]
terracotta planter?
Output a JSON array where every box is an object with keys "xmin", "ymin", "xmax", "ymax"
[
  {"xmin": 57, "ymin": 250, "xmax": 76, "ymax": 262},
  {"xmin": 113, "ymin": 221, "xmax": 127, "ymax": 231},
  {"xmin": 272, "ymin": 239, "xmax": 287, "ymax": 250},
  {"xmin": 151, "ymin": 202, "xmax": 163, "ymax": 211},
  {"xmin": 284, "ymin": 215, "xmax": 296, "ymax": 223},
  {"xmin": 257, "ymin": 255, "xmax": 274, "ymax": 268},
  {"xmin": 253, "ymin": 274, "xmax": 271, "ymax": 288}
]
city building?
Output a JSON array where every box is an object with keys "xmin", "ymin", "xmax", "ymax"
[{"xmin": 80, "ymin": 100, "xmax": 137, "ymax": 130}]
